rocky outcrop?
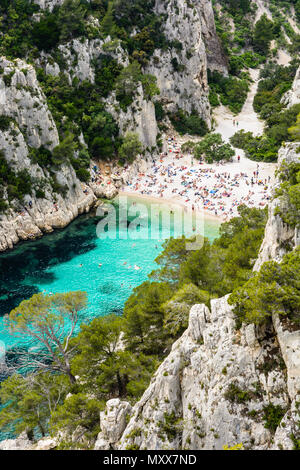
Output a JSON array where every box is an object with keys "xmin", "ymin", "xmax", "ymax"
[
  {"xmin": 104, "ymin": 86, "xmax": 158, "ymax": 149},
  {"xmin": 42, "ymin": 38, "xmax": 129, "ymax": 84},
  {"xmin": 117, "ymin": 301, "xmax": 290, "ymax": 450},
  {"xmin": 33, "ymin": 0, "xmax": 67, "ymax": 10},
  {"xmin": 254, "ymin": 142, "xmax": 300, "ymax": 271},
  {"xmin": 146, "ymin": 0, "xmax": 226, "ymax": 123},
  {"xmin": 94, "ymin": 399, "xmax": 132, "ymax": 450},
  {"xmin": 282, "ymin": 66, "xmax": 300, "ymax": 109},
  {"xmin": 38, "ymin": 37, "xmax": 158, "ymax": 148},
  {"xmin": 0, "ymin": 58, "xmax": 59, "ymax": 149},
  {"xmin": 199, "ymin": 0, "xmax": 228, "ymax": 74},
  {"xmin": 0, "ymin": 432, "xmax": 33, "ymax": 450},
  {"xmin": 0, "ymin": 59, "xmax": 120, "ymax": 253}
]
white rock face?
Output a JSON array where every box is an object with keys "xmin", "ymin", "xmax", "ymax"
[
  {"xmin": 0, "ymin": 59, "xmax": 121, "ymax": 253},
  {"xmin": 273, "ymin": 315, "xmax": 300, "ymax": 401},
  {"xmin": 0, "ymin": 432, "xmax": 32, "ymax": 450},
  {"xmin": 117, "ymin": 300, "xmax": 290, "ymax": 450},
  {"xmin": 94, "ymin": 399, "xmax": 132, "ymax": 450},
  {"xmin": 272, "ymin": 397, "xmax": 300, "ymax": 450},
  {"xmin": 145, "ymin": 0, "xmax": 226, "ymax": 123},
  {"xmin": 32, "ymin": 437, "xmax": 57, "ymax": 450},
  {"xmin": 282, "ymin": 66, "xmax": 300, "ymax": 108},
  {"xmin": 0, "ymin": 57, "xmax": 59, "ymax": 149},
  {"xmin": 55, "ymin": 38, "xmax": 129, "ymax": 84},
  {"xmin": 198, "ymin": 0, "xmax": 228, "ymax": 74},
  {"xmin": 254, "ymin": 142, "xmax": 300, "ymax": 271},
  {"xmin": 104, "ymin": 86, "xmax": 158, "ymax": 149},
  {"xmin": 33, "ymin": 0, "xmax": 67, "ymax": 10}
]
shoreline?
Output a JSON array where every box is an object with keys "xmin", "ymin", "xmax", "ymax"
[
  {"xmin": 0, "ymin": 189, "xmax": 221, "ymax": 257},
  {"xmin": 118, "ymin": 190, "xmax": 223, "ymax": 224}
]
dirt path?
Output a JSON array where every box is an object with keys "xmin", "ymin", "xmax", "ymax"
[
  {"xmin": 212, "ymin": 69, "xmax": 276, "ymax": 176},
  {"xmin": 214, "ymin": 69, "xmax": 264, "ymax": 142},
  {"xmin": 255, "ymin": 0, "xmax": 273, "ymax": 22}
]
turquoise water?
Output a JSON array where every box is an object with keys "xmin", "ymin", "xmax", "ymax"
[
  {"xmin": 0, "ymin": 197, "xmax": 220, "ymax": 348},
  {"xmin": 0, "ymin": 196, "xmax": 220, "ymax": 439}
]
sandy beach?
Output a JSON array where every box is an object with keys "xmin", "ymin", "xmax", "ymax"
[
  {"xmin": 121, "ymin": 71, "xmax": 277, "ymax": 222},
  {"xmin": 118, "ymin": 191, "xmax": 221, "ymax": 223}
]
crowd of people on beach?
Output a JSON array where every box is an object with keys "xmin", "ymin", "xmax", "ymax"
[
  {"xmin": 15, "ymin": 134, "xmax": 274, "ymax": 225},
  {"xmin": 123, "ymin": 136, "xmax": 275, "ymax": 221}
]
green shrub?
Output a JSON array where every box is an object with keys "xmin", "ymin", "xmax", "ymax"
[
  {"xmin": 169, "ymin": 108, "xmax": 208, "ymax": 136},
  {"xmin": 194, "ymin": 133, "xmax": 235, "ymax": 163},
  {"xmin": 229, "ymin": 247, "xmax": 300, "ymax": 327},
  {"xmin": 208, "ymin": 70, "xmax": 249, "ymax": 114},
  {"xmin": 0, "ymin": 115, "xmax": 13, "ymax": 131},
  {"xmin": 253, "ymin": 14, "xmax": 276, "ymax": 55},
  {"xmin": 0, "ymin": 150, "xmax": 34, "ymax": 206},
  {"xmin": 224, "ymin": 383, "xmax": 251, "ymax": 404},
  {"xmin": 275, "ymin": 161, "xmax": 300, "ymax": 228},
  {"xmin": 263, "ymin": 404, "xmax": 286, "ymax": 433}
]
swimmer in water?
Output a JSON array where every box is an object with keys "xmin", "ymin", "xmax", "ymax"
[
  {"xmin": 98, "ymin": 263, "xmax": 102, "ymax": 267},
  {"xmin": 79, "ymin": 264, "xmax": 83, "ymax": 267}
]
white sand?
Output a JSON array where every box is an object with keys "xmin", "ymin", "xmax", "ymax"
[{"xmin": 122, "ymin": 69, "xmax": 277, "ymax": 222}]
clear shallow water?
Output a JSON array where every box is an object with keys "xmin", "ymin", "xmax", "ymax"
[{"xmin": 0, "ymin": 197, "xmax": 220, "ymax": 439}]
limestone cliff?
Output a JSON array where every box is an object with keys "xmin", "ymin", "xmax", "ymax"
[
  {"xmin": 0, "ymin": 0, "xmax": 226, "ymax": 252},
  {"xmin": 282, "ymin": 66, "xmax": 300, "ymax": 109},
  {"xmin": 0, "ymin": 58, "xmax": 119, "ymax": 253},
  {"xmin": 254, "ymin": 142, "xmax": 300, "ymax": 271},
  {"xmin": 37, "ymin": 36, "xmax": 159, "ymax": 149},
  {"xmin": 145, "ymin": 0, "xmax": 227, "ymax": 121}
]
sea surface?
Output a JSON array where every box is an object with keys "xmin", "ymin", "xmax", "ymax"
[{"xmin": 0, "ymin": 196, "xmax": 220, "ymax": 440}]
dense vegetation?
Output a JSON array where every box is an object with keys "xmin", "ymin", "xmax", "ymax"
[
  {"xmin": 211, "ymin": 0, "xmax": 300, "ymax": 115},
  {"xmin": 230, "ymin": 60, "xmax": 300, "ymax": 162},
  {"xmin": 0, "ymin": 148, "xmax": 38, "ymax": 210},
  {"xmin": 229, "ymin": 247, "xmax": 300, "ymax": 328},
  {"xmin": 0, "ymin": 0, "xmax": 168, "ymax": 61},
  {"xmin": 275, "ymin": 160, "xmax": 300, "ymax": 227},
  {"xmin": 208, "ymin": 70, "xmax": 250, "ymax": 114},
  {"xmin": 184, "ymin": 133, "xmax": 235, "ymax": 163},
  {"xmin": 168, "ymin": 109, "xmax": 209, "ymax": 137}
]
